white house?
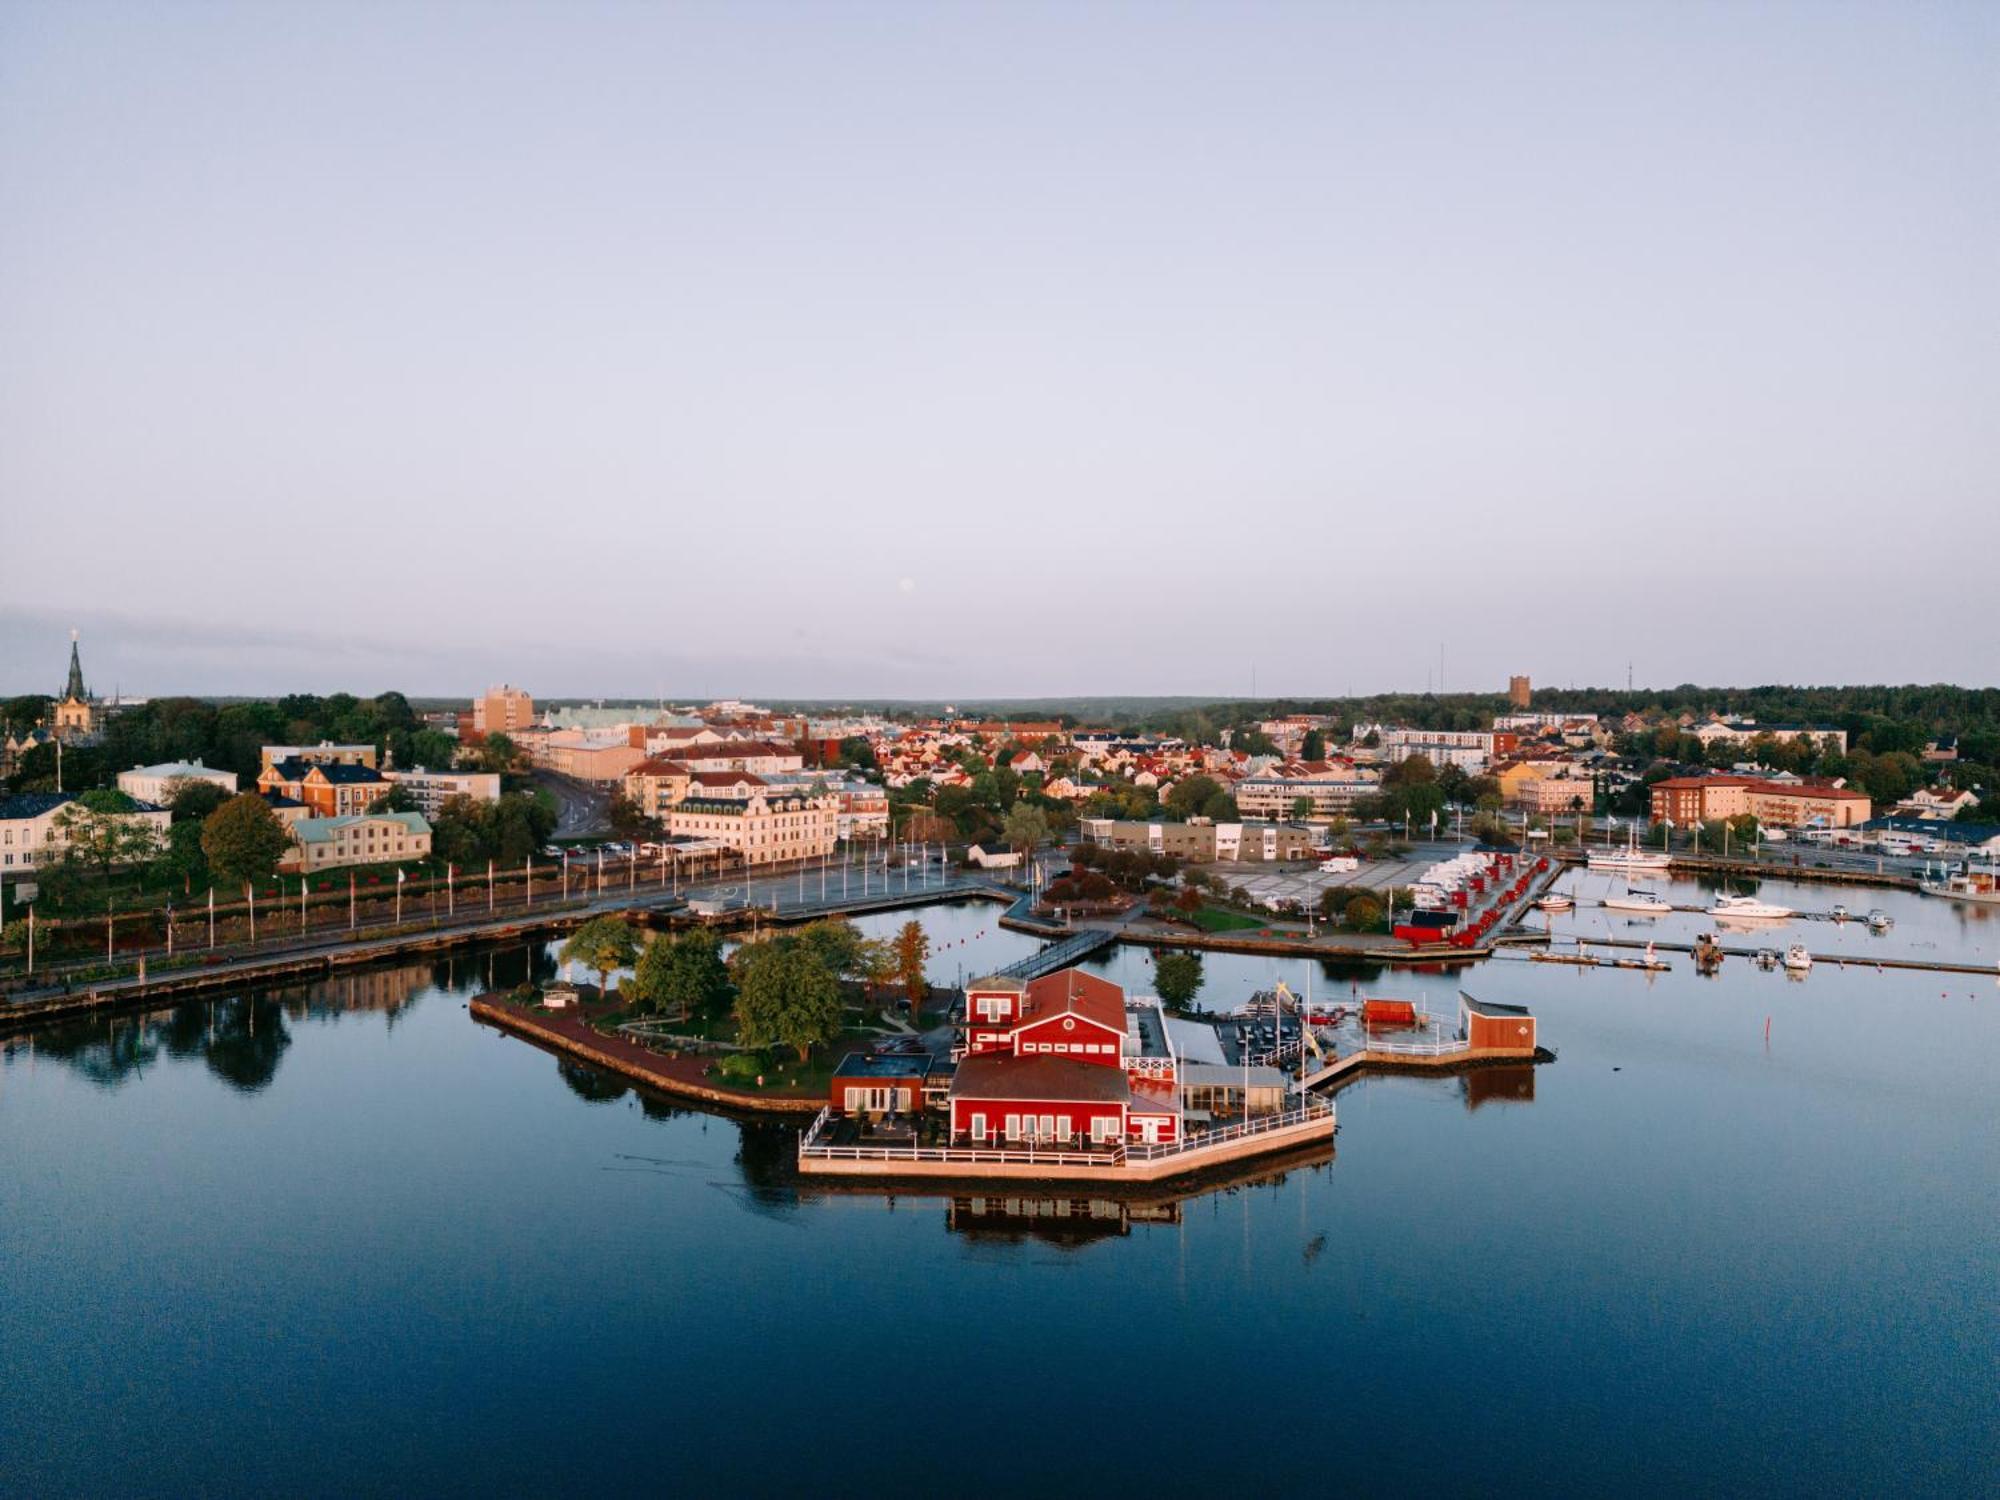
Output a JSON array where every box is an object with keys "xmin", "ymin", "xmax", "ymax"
[
  {"xmin": 117, "ymin": 759, "xmax": 239, "ymax": 805},
  {"xmin": 0, "ymin": 792, "xmax": 172, "ymax": 881}
]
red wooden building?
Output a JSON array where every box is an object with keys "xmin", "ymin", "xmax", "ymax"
[{"xmin": 949, "ymin": 969, "xmax": 1181, "ymax": 1146}]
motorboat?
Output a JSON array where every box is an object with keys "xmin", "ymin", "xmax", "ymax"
[
  {"xmin": 1867, "ymin": 909, "xmax": 1893, "ymax": 931},
  {"xmin": 1693, "ymin": 933, "xmax": 1724, "ymax": 973},
  {"xmin": 1587, "ymin": 844, "xmax": 1672, "ymax": 873},
  {"xmin": 1538, "ymin": 893, "xmax": 1574, "ymax": 912},
  {"xmin": 1919, "ymin": 862, "xmax": 2000, "ymax": 905},
  {"xmin": 1782, "ymin": 944, "xmax": 1813, "ymax": 972},
  {"xmin": 1708, "ymin": 893, "xmax": 1794, "ymax": 922},
  {"xmin": 1829, "ymin": 904, "xmax": 1850, "ymax": 923},
  {"xmin": 1754, "ymin": 948, "xmax": 1779, "ymax": 970},
  {"xmin": 1604, "ymin": 887, "xmax": 1672, "ymax": 915}
]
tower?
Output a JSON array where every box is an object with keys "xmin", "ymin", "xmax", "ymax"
[
  {"xmin": 1508, "ymin": 675, "xmax": 1531, "ymax": 709},
  {"xmin": 52, "ymin": 629, "xmax": 101, "ymax": 743}
]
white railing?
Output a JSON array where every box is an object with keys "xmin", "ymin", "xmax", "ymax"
[
  {"xmin": 1362, "ymin": 1034, "xmax": 1471, "ymax": 1058},
  {"xmin": 797, "ymin": 1100, "xmax": 1335, "ymax": 1168},
  {"xmin": 1125, "ymin": 1103, "xmax": 1335, "ymax": 1162}
]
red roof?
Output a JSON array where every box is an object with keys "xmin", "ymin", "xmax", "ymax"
[
  {"xmin": 1020, "ymin": 970, "xmax": 1125, "ymax": 1034},
  {"xmin": 949, "ymin": 1053, "xmax": 1130, "ymax": 1104}
]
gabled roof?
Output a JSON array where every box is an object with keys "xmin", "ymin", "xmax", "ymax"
[
  {"xmin": 948, "ymin": 1053, "xmax": 1131, "ymax": 1104},
  {"xmin": 0, "ymin": 791, "xmax": 73, "ymax": 821},
  {"xmin": 1020, "ymin": 969, "xmax": 1126, "ymax": 1034},
  {"xmin": 304, "ymin": 762, "xmax": 391, "ymax": 785}
]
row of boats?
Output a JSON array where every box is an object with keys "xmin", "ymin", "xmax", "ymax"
[{"xmin": 1541, "ymin": 887, "xmax": 1894, "ymax": 929}]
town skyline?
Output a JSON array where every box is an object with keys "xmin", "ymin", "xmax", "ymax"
[{"xmin": 4, "ymin": 608, "xmax": 1998, "ymax": 703}]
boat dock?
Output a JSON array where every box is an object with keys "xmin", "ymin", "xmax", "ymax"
[{"xmin": 992, "ymin": 927, "xmax": 1119, "ymax": 980}]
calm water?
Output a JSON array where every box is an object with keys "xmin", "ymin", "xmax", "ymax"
[{"xmin": 4, "ymin": 895, "xmax": 1996, "ymax": 1497}]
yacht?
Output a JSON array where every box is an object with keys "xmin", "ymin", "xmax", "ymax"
[
  {"xmin": 1708, "ymin": 893, "xmax": 1794, "ymax": 922},
  {"xmin": 1604, "ymin": 887, "xmax": 1672, "ymax": 915},
  {"xmin": 1829, "ymin": 904, "xmax": 1850, "ymax": 923},
  {"xmin": 1866, "ymin": 909, "xmax": 1894, "ymax": 931},
  {"xmin": 1588, "ymin": 842, "xmax": 1672, "ymax": 873},
  {"xmin": 1919, "ymin": 863, "xmax": 2000, "ymax": 905},
  {"xmin": 1782, "ymin": 943, "xmax": 1813, "ymax": 972},
  {"xmin": 1537, "ymin": 893, "xmax": 1575, "ymax": 912}
]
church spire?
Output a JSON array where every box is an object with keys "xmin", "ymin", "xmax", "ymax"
[{"xmin": 64, "ymin": 628, "xmax": 87, "ymax": 702}]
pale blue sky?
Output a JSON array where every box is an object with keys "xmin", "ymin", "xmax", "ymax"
[{"xmin": 2, "ymin": 1, "xmax": 1994, "ymax": 699}]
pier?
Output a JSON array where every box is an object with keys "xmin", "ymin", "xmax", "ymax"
[{"xmin": 991, "ymin": 926, "xmax": 1119, "ymax": 980}]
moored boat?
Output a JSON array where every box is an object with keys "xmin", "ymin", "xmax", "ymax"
[
  {"xmin": 1604, "ymin": 887, "xmax": 1672, "ymax": 915},
  {"xmin": 1782, "ymin": 943, "xmax": 1813, "ymax": 972},
  {"xmin": 1919, "ymin": 863, "xmax": 2000, "ymax": 905},
  {"xmin": 1709, "ymin": 893, "xmax": 1794, "ymax": 922}
]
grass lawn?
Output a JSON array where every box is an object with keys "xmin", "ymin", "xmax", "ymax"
[{"xmin": 1189, "ymin": 907, "xmax": 1268, "ymax": 933}]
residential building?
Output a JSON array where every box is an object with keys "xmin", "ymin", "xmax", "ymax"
[
  {"xmin": 1080, "ymin": 818, "xmax": 1319, "ymax": 862},
  {"xmin": 1649, "ymin": 775, "xmax": 1872, "ymax": 829},
  {"xmin": 662, "ymin": 791, "xmax": 838, "ymax": 866},
  {"xmin": 1378, "ymin": 728, "xmax": 1496, "ymax": 772},
  {"xmin": 282, "ymin": 810, "xmax": 433, "ymax": 872},
  {"xmin": 1234, "ymin": 765, "xmax": 1377, "ymax": 821},
  {"xmin": 117, "ymin": 759, "xmax": 238, "ymax": 805},
  {"xmin": 533, "ymin": 729, "xmax": 647, "ymax": 784},
  {"xmin": 0, "ymin": 792, "xmax": 171, "ymax": 876},
  {"xmin": 471, "ymin": 684, "xmax": 534, "ymax": 737},
  {"xmin": 383, "ymin": 767, "xmax": 502, "ymax": 816},
  {"xmin": 1687, "ymin": 719, "xmax": 1848, "ymax": 755},
  {"xmin": 258, "ymin": 758, "xmax": 394, "ymax": 818},
  {"xmin": 260, "ymin": 741, "xmax": 378, "ymax": 771},
  {"xmin": 1894, "ymin": 786, "xmax": 1978, "ymax": 821},
  {"xmin": 1516, "ymin": 774, "xmax": 1596, "ymax": 815}
]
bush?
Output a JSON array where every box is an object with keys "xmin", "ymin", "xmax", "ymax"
[
  {"xmin": 717, "ymin": 1051, "xmax": 765, "ymax": 1081},
  {"xmin": 1344, "ymin": 895, "xmax": 1383, "ymax": 931}
]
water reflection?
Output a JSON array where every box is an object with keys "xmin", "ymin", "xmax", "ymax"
[{"xmin": 1461, "ymin": 1065, "xmax": 1536, "ymax": 1110}]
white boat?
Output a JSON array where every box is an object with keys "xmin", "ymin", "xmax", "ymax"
[
  {"xmin": 1753, "ymin": 948, "xmax": 1779, "ymax": 970},
  {"xmin": 1919, "ymin": 863, "xmax": 2000, "ymax": 905},
  {"xmin": 1867, "ymin": 909, "xmax": 1893, "ymax": 931},
  {"xmin": 1782, "ymin": 943, "xmax": 1813, "ymax": 972},
  {"xmin": 1829, "ymin": 904, "xmax": 1849, "ymax": 923},
  {"xmin": 1537, "ymin": 894, "xmax": 1574, "ymax": 912},
  {"xmin": 1604, "ymin": 887, "xmax": 1672, "ymax": 915},
  {"xmin": 1708, "ymin": 893, "xmax": 1794, "ymax": 922},
  {"xmin": 1587, "ymin": 846, "xmax": 1672, "ymax": 872}
]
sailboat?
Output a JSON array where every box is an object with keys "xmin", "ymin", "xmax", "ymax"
[{"xmin": 1604, "ymin": 887, "xmax": 1672, "ymax": 915}]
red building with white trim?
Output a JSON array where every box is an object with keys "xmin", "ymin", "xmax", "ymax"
[{"xmin": 949, "ymin": 970, "xmax": 1181, "ymax": 1146}]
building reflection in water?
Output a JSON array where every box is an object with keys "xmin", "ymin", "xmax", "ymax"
[{"xmin": 1459, "ymin": 1065, "xmax": 1536, "ymax": 1111}]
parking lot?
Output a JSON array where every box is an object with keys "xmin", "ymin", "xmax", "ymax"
[{"xmin": 1200, "ymin": 839, "xmax": 1470, "ymax": 912}]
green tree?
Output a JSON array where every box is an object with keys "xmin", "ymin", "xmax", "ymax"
[
  {"xmin": 368, "ymin": 784, "xmax": 420, "ymax": 814},
  {"xmin": 733, "ymin": 941, "xmax": 844, "ymax": 1063},
  {"xmin": 606, "ymin": 792, "xmax": 658, "ymax": 841},
  {"xmin": 1290, "ymin": 795, "xmax": 1315, "ymax": 821},
  {"xmin": 1300, "ymin": 728, "xmax": 1325, "ymax": 761},
  {"xmin": 630, "ymin": 928, "xmax": 732, "ymax": 1020},
  {"xmin": 53, "ymin": 795, "xmax": 162, "ymax": 889},
  {"xmin": 891, "ymin": 919, "xmax": 930, "ymax": 1010},
  {"xmin": 165, "ymin": 778, "xmax": 232, "ymax": 824},
  {"xmin": 561, "ymin": 915, "xmax": 642, "ymax": 1001},
  {"xmin": 201, "ymin": 794, "xmax": 293, "ymax": 886},
  {"xmin": 475, "ymin": 732, "xmax": 521, "ymax": 775},
  {"xmin": 1164, "ymin": 775, "xmax": 1223, "ymax": 820},
  {"xmin": 1153, "ymin": 951, "xmax": 1205, "ymax": 1010},
  {"xmin": 1343, "ymin": 895, "xmax": 1384, "ymax": 931},
  {"xmin": 794, "ymin": 918, "xmax": 866, "ymax": 979},
  {"xmin": 406, "ymin": 729, "xmax": 459, "ymax": 771},
  {"xmin": 1001, "ymin": 802, "xmax": 1052, "ymax": 864}
]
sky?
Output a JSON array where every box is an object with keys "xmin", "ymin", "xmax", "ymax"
[{"xmin": 2, "ymin": 1, "xmax": 1994, "ymax": 701}]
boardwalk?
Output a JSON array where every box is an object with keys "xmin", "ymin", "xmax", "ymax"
[{"xmin": 992, "ymin": 927, "xmax": 1118, "ymax": 980}]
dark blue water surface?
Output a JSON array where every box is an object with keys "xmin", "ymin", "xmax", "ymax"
[{"xmin": 4, "ymin": 891, "xmax": 1996, "ymax": 1497}]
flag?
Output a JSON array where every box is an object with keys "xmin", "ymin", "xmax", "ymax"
[{"xmin": 397, "ymin": 869, "xmax": 407, "ymax": 884}]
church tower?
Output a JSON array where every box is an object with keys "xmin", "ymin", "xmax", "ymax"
[{"xmin": 53, "ymin": 629, "xmax": 101, "ymax": 742}]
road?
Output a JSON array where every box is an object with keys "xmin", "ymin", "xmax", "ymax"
[{"xmin": 536, "ymin": 771, "xmax": 611, "ymax": 840}]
